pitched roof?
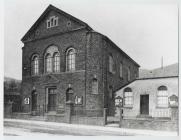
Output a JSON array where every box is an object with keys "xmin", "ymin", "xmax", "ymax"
[
  {"xmin": 21, "ymin": 4, "xmax": 92, "ymax": 41},
  {"xmin": 116, "ymin": 76, "xmax": 178, "ymax": 96},
  {"xmin": 21, "ymin": 4, "xmax": 140, "ymax": 67},
  {"xmin": 139, "ymin": 63, "xmax": 178, "ymax": 78}
]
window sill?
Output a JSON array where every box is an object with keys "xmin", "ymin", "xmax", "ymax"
[
  {"xmin": 123, "ymin": 106, "xmax": 133, "ymax": 109},
  {"xmin": 28, "ymin": 70, "xmax": 85, "ymax": 78},
  {"xmin": 156, "ymin": 106, "xmax": 169, "ymax": 109}
]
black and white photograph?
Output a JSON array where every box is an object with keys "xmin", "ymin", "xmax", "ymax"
[{"xmin": 2, "ymin": 0, "xmax": 179, "ymax": 137}]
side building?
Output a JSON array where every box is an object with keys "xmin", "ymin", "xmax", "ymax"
[
  {"xmin": 21, "ymin": 4, "xmax": 139, "ymax": 122},
  {"xmin": 116, "ymin": 63, "xmax": 178, "ymax": 131}
]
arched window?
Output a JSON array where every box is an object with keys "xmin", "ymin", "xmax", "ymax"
[
  {"xmin": 53, "ymin": 52, "xmax": 60, "ymax": 72},
  {"xmin": 109, "ymin": 55, "xmax": 114, "ymax": 73},
  {"xmin": 92, "ymin": 78, "xmax": 98, "ymax": 94},
  {"xmin": 44, "ymin": 45, "xmax": 60, "ymax": 73},
  {"xmin": 124, "ymin": 87, "xmax": 133, "ymax": 107},
  {"xmin": 31, "ymin": 55, "xmax": 39, "ymax": 75},
  {"xmin": 66, "ymin": 48, "xmax": 75, "ymax": 71},
  {"xmin": 45, "ymin": 53, "xmax": 52, "ymax": 73},
  {"xmin": 127, "ymin": 67, "xmax": 131, "ymax": 81},
  {"xmin": 120, "ymin": 62, "xmax": 123, "ymax": 78},
  {"xmin": 109, "ymin": 86, "xmax": 113, "ymax": 99},
  {"xmin": 157, "ymin": 86, "xmax": 168, "ymax": 107},
  {"xmin": 66, "ymin": 88, "xmax": 74, "ymax": 102}
]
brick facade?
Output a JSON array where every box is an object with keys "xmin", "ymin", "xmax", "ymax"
[{"xmin": 21, "ymin": 5, "xmax": 139, "ymax": 117}]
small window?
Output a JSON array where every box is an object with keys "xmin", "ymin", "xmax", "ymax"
[
  {"xmin": 53, "ymin": 52, "xmax": 60, "ymax": 72},
  {"xmin": 66, "ymin": 48, "xmax": 76, "ymax": 71},
  {"xmin": 45, "ymin": 53, "xmax": 52, "ymax": 73},
  {"xmin": 109, "ymin": 86, "xmax": 114, "ymax": 99},
  {"xmin": 47, "ymin": 21, "xmax": 51, "ymax": 28},
  {"xmin": 124, "ymin": 87, "xmax": 133, "ymax": 107},
  {"xmin": 109, "ymin": 55, "xmax": 114, "ymax": 73},
  {"xmin": 127, "ymin": 67, "xmax": 131, "ymax": 81},
  {"xmin": 47, "ymin": 16, "xmax": 58, "ymax": 28},
  {"xmin": 120, "ymin": 63, "xmax": 123, "ymax": 78},
  {"xmin": 92, "ymin": 78, "xmax": 98, "ymax": 94},
  {"xmin": 157, "ymin": 86, "xmax": 168, "ymax": 107},
  {"xmin": 31, "ymin": 55, "xmax": 39, "ymax": 75},
  {"xmin": 66, "ymin": 88, "xmax": 74, "ymax": 102}
]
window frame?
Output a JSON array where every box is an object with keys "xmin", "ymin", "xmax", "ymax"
[
  {"xmin": 47, "ymin": 16, "xmax": 59, "ymax": 28},
  {"xmin": 109, "ymin": 55, "xmax": 114, "ymax": 74},
  {"xmin": 157, "ymin": 86, "xmax": 168, "ymax": 108},
  {"xmin": 109, "ymin": 86, "xmax": 114, "ymax": 99},
  {"xmin": 120, "ymin": 62, "xmax": 123, "ymax": 78},
  {"xmin": 66, "ymin": 48, "xmax": 76, "ymax": 72},
  {"xmin": 31, "ymin": 55, "xmax": 39, "ymax": 76},
  {"xmin": 123, "ymin": 87, "xmax": 133, "ymax": 108},
  {"xmin": 92, "ymin": 78, "xmax": 98, "ymax": 94},
  {"xmin": 127, "ymin": 67, "xmax": 131, "ymax": 82},
  {"xmin": 45, "ymin": 53, "xmax": 52, "ymax": 73},
  {"xmin": 53, "ymin": 52, "xmax": 60, "ymax": 73}
]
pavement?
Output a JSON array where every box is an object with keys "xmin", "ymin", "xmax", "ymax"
[{"xmin": 4, "ymin": 118, "xmax": 178, "ymax": 136}]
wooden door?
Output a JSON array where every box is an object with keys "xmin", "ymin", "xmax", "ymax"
[
  {"xmin": 48, "ymin": 88, "xmax": 56, "ymax": 111},
  {"xmin": 32, "ymin": 92, "xmax": 37, "ymax": 111},
  {"xmin": 140, "ymin": 95, "xmax": 149, "ymax": 115}
]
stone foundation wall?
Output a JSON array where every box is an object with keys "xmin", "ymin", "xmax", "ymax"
[{"xmin": 121, "ymin": 118, "xmax": 178, "ymax": 131}]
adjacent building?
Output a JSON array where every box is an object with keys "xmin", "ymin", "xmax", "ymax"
[{"xmin": 116, "ymin": 63, "xmax": 178, "ymax": 131}]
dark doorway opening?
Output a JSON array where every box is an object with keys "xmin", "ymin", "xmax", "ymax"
[
  {"xmin": 32, "ymin": 91, "xmax": 37, "ymax": 111},
  {"xmin": 48, "ymin": 88, "xmax": 57, "ymax": 111},
  {"xmin": 140, "ymin": 95, "xmax": 149, "ymax": 115}
]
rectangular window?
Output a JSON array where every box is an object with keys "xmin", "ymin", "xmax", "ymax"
[
  {"xmin": 157, "ymin": 90, "xmax": 168, "ymax": 107},
  {"xmin": 124, "ymin": 91, "xmax": 133, "ymax": 107}
]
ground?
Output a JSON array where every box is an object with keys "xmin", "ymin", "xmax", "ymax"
[{"xmin": 3, "ymin": 119, "xmax": 177, "ymax": 136}]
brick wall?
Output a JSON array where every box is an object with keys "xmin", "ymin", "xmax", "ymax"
[
  {"xmin": 102, "ymin": 36, "xmax": 139, "ymax": 116},
  {"xmin": 22, "ymin": 10, "xmax": 139, "ymax": 117}
]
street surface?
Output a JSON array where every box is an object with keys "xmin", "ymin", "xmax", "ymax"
[{"xmin": 4, "ymin": 119, "xmax": 177, "ymax": 136}]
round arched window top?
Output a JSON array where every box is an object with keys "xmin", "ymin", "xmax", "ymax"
[
  {"xmin": 66, "ymin": 48, "xmax": 76, "ymax": 55},
  {"xmin": 45, "ymin": 53, "xmax": 51, "ymax": 58},
  {"xmin": 45, "ymin": 45, "xmax": 59, "ymax": 56},
  {"xmin": 53, "ymin": 52, "xmax": 60, "ymax": 57},
  {"xmin": 124, "ymin": 87, "xmax": 132, "ymax": 92},
  {"xmin": 158, "ymin": 86, "xmax": 167, "ymax": 91},
  {"xmin": 31, "ymin": 54, "xmax": 39, "ymax": 60}
]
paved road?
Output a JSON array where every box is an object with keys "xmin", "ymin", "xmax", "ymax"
[
  {"xmin": 4, "ymin": 120, "xmax": 132, "ymax": 136},
  {"xmin": 4, "ymin": 119, "xmax": 177, "ymax": 136}
]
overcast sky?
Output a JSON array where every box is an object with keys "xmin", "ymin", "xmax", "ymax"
[{"xmin": 4, "ymin": 0, "xmax": 178, "ymax": 80}]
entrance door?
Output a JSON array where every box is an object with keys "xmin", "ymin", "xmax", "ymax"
[
  {"xmin": 32, "ymin": 91, "xmax": 37, "ymax": 111},
  {"xmin": 48, "ymin": 88, "xmax": 56, "ymax": 111},
  {"xmin": 140, "ymin": 95, "xmax": 149, "ymax": 115}
]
